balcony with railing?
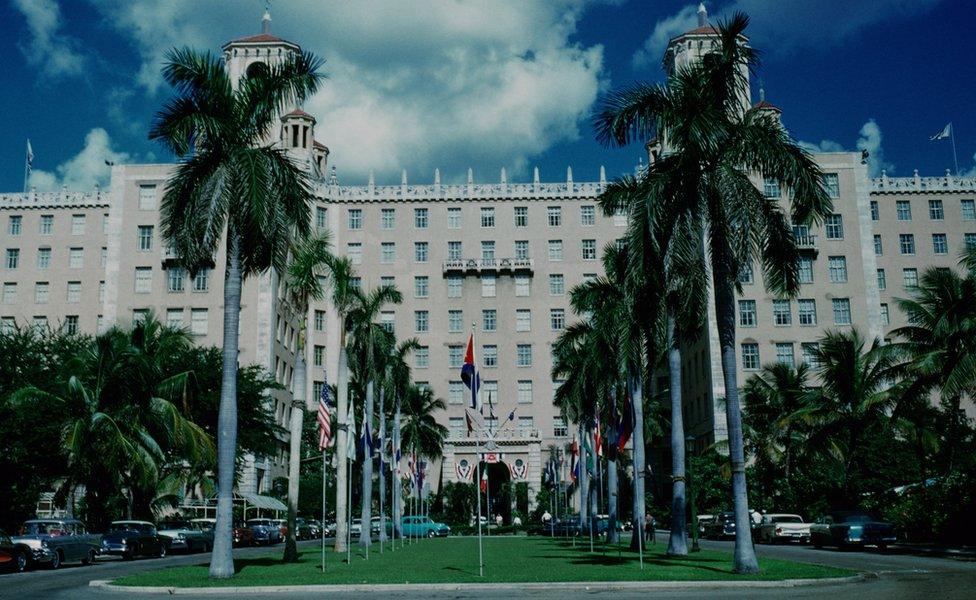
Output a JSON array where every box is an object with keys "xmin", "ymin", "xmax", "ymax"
[
  {"xmin": 443, "ymin": 257, "xmax": 534, "ymax": 276},
  {"xmin": 795, "ymin": 233, "xmax": 818, "ymax": 254}
]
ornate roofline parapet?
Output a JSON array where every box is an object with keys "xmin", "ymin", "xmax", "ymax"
[
  {"xmin": 0, "ymin": 188, "xmax": 110, "ymax": 209},
  {"xmin": 317, "ymin": 181, "xmax": 606, "ymax": 203},
  {"xmin": 871, "ymin": 170, "xmax": 976, "ymax": 194}
]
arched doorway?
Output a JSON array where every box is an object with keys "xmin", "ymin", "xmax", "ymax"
[{"xmin": 476, "ymin": 461, "xmax": 512, "ymax": 524}]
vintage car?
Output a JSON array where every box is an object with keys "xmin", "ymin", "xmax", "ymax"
[
  {"xmin": 702, "ymin": 512, "xmax": 737, "ymax": 540},
  {"xmin": 810, "ymin": 511, "xmax": 897, "ymax": 550},
  {"xmin": 756, "ymin": 513, "xmax": 811, "ymax": 544},
  {"xmin": 270, "ymin": 519, "xmax": 289, "ymax": 539},
  {"xmin": 293, "ymin": 518, "xmax": 313, "ymax": 541},
  {"xmin": 696, "ymin": 514, "xmax": 715, "ymax": 537},
  {"xmin": 305, "ymin": 519, "xmax": 322, "ymax": 539},
  {"xmin": 246, "ymin": 518, "xmax": 282, "ymax": 545},
  {"xmin": 0, "ymin": 530, "xmax": 28, "ymax": 573},
  {"xmin": 158, "ymin": 520, "xmax": 214, "ymax": 553},
  {"xmin": 190, "ymin": 518, "xmax": 252, "ymax": 546},
  {"xmin": 12, "ymin": 519, "xmax": 102, "ymax": 569},
  {"xmin": 100, "ymin": 521, "xmax": 167, "ymax": 560},
  {"xmin": 399, "ymin": 516, "xmax": 450, "ymax": 538}
]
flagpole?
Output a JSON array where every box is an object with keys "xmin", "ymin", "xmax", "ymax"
[
  {"xmin": 321, "ymin": 449, "xmax": 327, "ymax": 572},
  {"xmin": 346, "ymin": 457, "xmax": 352, "ymax": 564},
  {"xmin": 23, "ymin": 140, "xmax": 30, "ymax": 195},
  {"xmin": 471, "ymin": 322, "xmax": 484, "ymax": 577},
  {"xmin": 950, "ymin": 123, "xmax": 960, "ymax": 175}
]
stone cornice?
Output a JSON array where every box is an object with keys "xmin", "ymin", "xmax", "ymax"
[
  {"xmin": 0, "ymin": 189, "xmax": 110, "ymax": 209},
  {"xmin": 318, "ymin": 181, "xmax": 605, "ymax": 203},
  {"xmin": 872, "ymin": 171, "xmax": 976, "ymax": 194}
]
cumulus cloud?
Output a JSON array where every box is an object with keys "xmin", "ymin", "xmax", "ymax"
[
  {"xmin": 633, "ymin": 0, "xmax": 945, "ymax": 70},
  {"xmin": 87, "ymin": 0, "xmax": 606, "ymax": 181},
  {"xmin": 959, "ymin": 154, "xmax": 976, "ymax": 178},
  {"xmin": 12, "ymin": 0, "xmax": 85, "ymax": 77},
  {"xmin": 799, "ymin": 119, "xmax": 894, "ymax": 176},
  {"xmin": 29, "ymin": 128, "xmax": 130, "ymax": 191}
]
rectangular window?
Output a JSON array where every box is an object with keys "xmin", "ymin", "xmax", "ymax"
[
  {"xmin": 929, "ymin": 199, "xmax": 944, "ymax": 220},
  {"xmin": 548, "ymin": 240, "xmax": 563, "ymax": 261},
  {"xmin": 65, "ymin": 281, "xmax": 80, "ymax": 303},
  {"xmin": 414, "ymin": 208, "xmax": 428, "ymax": 229},
  {"xmin": 962, "ymin": 199, "xmax": 976, "ymax": 220},
  {"xmin": 516, "ymin": 309, "xmax": 531, "ymax": 332},
  {"xmin": 315, "ymin": 206, "xmax": 328, "ymax": 229},
  {"xmin": 166, "ymin": 308, "xmax": 183, "ymax": 329},
  {"xmin": 414, "ymin": 242, "xmax": 428, "ymax": 263},
  {"xmin": 380, "ymin": 208, "xmax": 395, "ymax": 230},
  {"xmin": 514, "ymin": 206, "xmax": 528, "ymax": 228},
  {"xmin": 874, "ymin": 234, "xmax": 883, "ymax": 256},
  {"xmin": 414, "ymin": 276, "xmax": 428, "ymax": 298},
  {"xmin": 549, "ymin": 274, "xmax": 565, "ymax": 295},
  {"xmin": 776, "ymin": 343, "xmax": 795, "ymax": 366},
  {"xmin": 381, "ymin": 242, "xmax": 395, "ymax": 263},
  {"xmin": 825, "ymin": 214, "xmax": 843, "ymax": 239},
  {"xmin": 415, "ymin": 310, "xmax": 429, "ymax": 333},
  {"xmin": 190, "ymin": 308, "xmax": 208, "ymax": 335},
  {"xmin": 880, "ymin": 303, "xmax": 890, "ymax": 326},
  {"xmin": 828, "ymin": 256, "xmax": 848, "ymax": 283},
  {"xmin": 347, "ymin": 209, "xmax": 363, "ymax": 230},
  {"xmin": 899, "ymin": 233, "xmax": 915, "ymax": 255},
  {"xmin": 8, "ymin": 216, "xmax": 21, "ymax": 235},
  {"xmin": 100, "ymin": 247, "xmax": 107, "ymax": 266},
  {"xmin": 965, "ymin": 233, "xmax": 976, "ymax": 252},
  {"xmin": 581, "ymin": 239, "xmax": 597, "ymax": 260},
  {"xmin": 553, "ymin": 416, "xmax": 568, "ymax": 437},
  {"xmin": 192, "ymin": 268, "xmax": 210, "ymax": 292},
  {"xmin": 35, "ymin": 282, "xmax": 49, "ymax": 304},
  {"xmin": 739, "ymin": 263, "xmax": 754, "ymax": 285},
  {"xmin": 516, "ymin": 344, "xmax": 532, "ymax": 367},
  {"xmin": 447, "ymin": 240, "xmax": 462, "ymax": 261},
  {"xmin": 798, "ymin": 257, "xmax": 813, "ymax": 284},
  {"xmin": 870, "ymin": 200, "xmax": 879, "ymax": 221},
  {"xmin": 448, "ymin": 381, "xmax": 464, "ymax": 405},
  {"xmin": 481, "ymin": 207, "xmax": 495, "ymax": 228},
  {"xmin": 580, "ymin": 205, "xmax": 596, "ymax": 226},
  {"xmin": 482, "ymin": 309, "xmax": 496, "ymax": 332},
  {"xmin": 547, "ymin": 206, "xmax": 562, "ymax": 227},
  {"xmin": 449, "ymin": 417, "xmax": 464, "ymax": 438},
  {"xmin": 448, "ymin": 310, "xmax": 463, "ymax": 333},
  {"xmin": 139, "ymin": 185, "xmax": 157, "ymax": 210},
  {"xmin": 347, "ymin": 242, "xmax": 362, "ymax": 265},
  {"xmin": 138, "ymin": 225, "xmax": 154, "ymax": 251},
  {"xmin": 515, "ymin": 275, "xmax": 530, "ymax": 297},
  {"xmin": 32, "ymin": 316, "xmax": 48, "ymax": 330},
  {"xmin": 102, "ymin": 213, "xmax": 109, "ymax": 234},
  {"xmin": 69, "ymin": 247, "xmax": 83, "ymax": 269},
  {"xmin": 514, "ymin": 240, "xmax": 529, "ymax": 260},
  {"xmin": 738, "ymin": 300, "xmax": 757, "ymax": 327},
  {"xmin": 481, "ymin": 240, "xmax": 495, "ymax": 261},
  {"xmin": 896, "ymin": 200, "xmax": 912, "ymax": 221},
  {"xmin": 314, "ymin": 310, "xmax": 326, "ymax": 331},
  {"xmin": 37, "ymin": 248, "xmax": 51, "ymax": 269},
  {"xmin": 313, "ymin": 345, "xmax": 325, "ymax": 367},
  {"xmin": 876, "ymin": 268, "xmax": 886, "ymax": 291},
  {"xmin": 798, "ymin": 299, "xmax": 817, "ymax": 325},
  {"xmin": 483, "ymin": 345, "xmax": 498, "ymax": 368},
  {"xmin": 832, "ymin": 298, "xmax": 852, "ymax": 325},
  {"xmin": 448, "ymin": 345, "xmax": 464, "ymax": 368},
  {"xmin": 1, "ymin": 282, "xmax": 15, "ymax": 304},
  {"xmin": 481, "ymin": 275, "xmax": 496, "ymax": 297},
  {"xmin": 517, "ymin": 380, "xmax": 533, "ymax": 404},
  {"xmin": 71, "ymin": 214, "xmax": 85, "ymax": 235},
  {"xmin": 741, "ymin": 343, "xmax": 760, "ymax": 370},
  {"xmin": 134, "ymin": 267, "xmax": 152, "ymax": 293},
  {"xmin": 5, "ymin": 249, "xmax": 18, "ymax": 270},
  {"xmin": 903, "ymin": 268, "xmax": 918, "ymax": 288},
  {"xmin": 550, "ymin": 308, "xmax": 565, "ymax": 331},
  {"xmin": 350, "ymin": 277, "xmax": 361, "ymax": 291},
  {"xmin": 447, "ymin": 275, "xmax": 462, "ymax": 298},
  {"xmin": 763, "ymin": 179, "xmax": 781, "ymax": 198},
  {"xmin": 167, "ymin": 267, "xmax": 185, "ymax": 292},
  {"xmin": 773, "ymin": 299, "xmax": 792, "ymax": 326},
  {"xmin": 823, "ymin": 173, "xmax": 840, "ymax": 198},
  {"xmin": 40, "ymin": 215, "xmax": 53, "ymax": 235},
  {"xmin": 380, "ymin": 276, "xmax": 395, "ymax": 289},
  {"xmin": 801, "ymin": 342, "xmax": 819, "ymax": 366},
  {"xmin": 447, "ymin": 207, "xmax": 461, "ymax": 229},
  {"xmin": 932, "ymin": 233, "xmax": 948, "ymax": 255}
]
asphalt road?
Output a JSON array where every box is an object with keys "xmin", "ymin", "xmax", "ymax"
[{"xmin": 3, "ymin": 536, "xmax": 974, "ymax": 599}]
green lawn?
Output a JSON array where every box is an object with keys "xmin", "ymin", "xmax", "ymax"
[{"xmin": 115, "ymin": 536, "xmax": 852, "ymax": 588}]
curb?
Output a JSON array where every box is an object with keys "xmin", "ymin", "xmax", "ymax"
[{"xmin": 89, "ymin": 573, "xmax": 867, "ymax": 595}]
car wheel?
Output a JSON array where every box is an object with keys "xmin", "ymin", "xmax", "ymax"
[
  {"xmin": 15, "ymin": 551, "xmax": 28, "ymax": 573},
  {"xmin": 49, "ymin": 550, "xmax": 62, "ymax": 570},
  {"xmin": 813, "ymin": 535, "xmax": 823, "ymax": 549},
  {"xmin": 157, "ymin": 543, "xmax": 166, "ymax": 558},
  {"xmin": 878, "ymin": 543, "xmax": 888, "ymax": 553},
  {"xmin": 123, "ymin": 545, "xmax": 136, "ymax": 560},
  {"xmin": 82, "ymin": 549, "xmax": 97, "ymax": 565},
  {"xmin": 428, "ymin": 531, "xmax": 435, "ymax": 539}
]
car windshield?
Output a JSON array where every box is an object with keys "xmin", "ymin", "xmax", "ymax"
[
  {"xmin": 717, "ymin": 513, "xmax": 735, "ymax": 522},
  {"xmin": 109, "ymin": 523, "xmax": 146, "ymax": 533},
  {"xmin": 772, "ymin": 516, "xmax": 803, "ymax": 524},
  {"xmin": 248, "ymin": 520, "xmax": 272, "ymax": 526},
  {"xmin": 23, "ymin": 522, "xmax": 65, "ymax": 535},
  {"xmin": 159, "ymin": 521, "xmax": 191, "ymax": 530},
  {"xmin": 836, "ymin": 513, "xmax": 873, "ymax": 523}
]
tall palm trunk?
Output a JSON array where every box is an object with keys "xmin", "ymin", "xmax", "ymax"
[
  {"xmin": 209, "ymin": 231, "xmax": 242, "ymax": 579},
  {"xmin": 359, "ymin": 380, "xmax": 374, "ymax": 548},
  {"xmin": 334, "ymin": 335, "xmax": 349, "ymax": 553},
  {"xmin": 393, "ymin": 400, "xmax": 404, "ymax": 539},
  {"xmin": 713, "ymin": 257, "xmax": 760, "ymax": 573},
  {"xmin": 283, "ymin": 343, "xmax": 306, "ymax": 562},
  {"xmin": 589, "ymin": 428, "xmax": 598, "ymax": 535},
  {"xmin": 666, "ymin": 315, "xmax": 688, "ymax": 555},
  {"xmin": 607, "ymin": 454, "xmax": 619, "ymax": 543},
  {"xmin": 378, "ymin": 387, "xmax": 387, "ymax": 542},
  {"xmin": 629, "ymin": 371, "xmax": 646, "ymax": 551},
  {"xmin": 578, "ymin": 422, "xmax": 588, "ymax": 528}
]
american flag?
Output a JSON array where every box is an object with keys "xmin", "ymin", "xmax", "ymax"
[{"xmin": 317, "ymin": 374, "xmax": 332, "ymax": 451}]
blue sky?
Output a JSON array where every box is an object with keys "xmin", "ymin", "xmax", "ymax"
[{"xmin": 1, "ymin": 0, "xmax": 973, "ymax": 192}]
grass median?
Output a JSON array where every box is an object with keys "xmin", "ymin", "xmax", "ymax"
[{"xmin": 114, "ymin": 536, "xmax": 853, "ymax": 588}]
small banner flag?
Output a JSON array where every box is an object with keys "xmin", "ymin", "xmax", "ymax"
[
  {"xmin": 461, "ymin": 333, "xmax": 481, "ymax": 409},
  {"xmin": 508, "ymin": 458, "xmax": 528, "ymax": 481},
  {"xmin": 316, "ymin": 374, "xmax": 332, "ymax": 451},
  {"xmin": 455, "ymin": 458, "xmax": 472, "ymax": 481},
  {"xmin": 346, "ymin": 406, "xmax": 357, "ymax": 463},
  {"xmin": 930, "ymin": 123, "xmax": 951, "ymax": 141}
]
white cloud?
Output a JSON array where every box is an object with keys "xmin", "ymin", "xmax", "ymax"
[
  {"xmin": 959, "ymin": 154, "xmax": 976, "ymax": 178},
  {"xmin": 799, "ymin": 139, "xmax": 845, "ymax": 153},
  {"xmin": 87, "ymin": 0, "xmax": 606, "ymax": 182},
  {"xmin": 12, "ymin": 0, "xmax": 85, "ymax": 77},
  {"xmin": 633, "ymin": 0, "xmax": 945, "ymax": 70},
  {"xmin": 799, "ymin": 119, "xmax": 894, "ymax": 176},
  {"xmin": 29, "ymin": 128, "xmax": 130, "ymax": 191}
]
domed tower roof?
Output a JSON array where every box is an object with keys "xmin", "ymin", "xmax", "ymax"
[{"xmin": 221, "ymin": 8, "xmax": 300, "ymax": 52}]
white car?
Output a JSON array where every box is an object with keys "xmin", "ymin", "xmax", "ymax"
[{"xmin": 756, "ymin": 513, "xmax": 811, "ymax": 544}]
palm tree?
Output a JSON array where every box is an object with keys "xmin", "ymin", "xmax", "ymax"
[
  {"xmin": 400, "ymin": 384, "xmax": 449, "ymax": 468},
  {"xmin": 594, "ymin": 14, "xmax": 832, "ymax": 572},
  {"xmin": 150, "ymin": 47, "xmax": 322, "ymax": 577},
  {"xmin": 383, "ymin": 338, "xmax": 420, "ymax": 540},
  {"xmin": 280, "ymin": 231, "xmax": 333, "ymax": 562},
  {"xmin": 346, "ymin": 284, "xmax": 403, "ymax": 548}
]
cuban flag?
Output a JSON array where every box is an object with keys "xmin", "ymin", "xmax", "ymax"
[{"xmin": 460, "ymin": 333, "xmax": 480, "ymax": 409}]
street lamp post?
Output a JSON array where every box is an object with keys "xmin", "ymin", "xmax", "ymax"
[{"xmin": 686, "ymin": 434, "xmax": 700, "ymax": 552}]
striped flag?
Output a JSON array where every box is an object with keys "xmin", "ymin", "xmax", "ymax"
[
  {"xmin": 316, "ymin": 375, "xmax": 332, "ymax": 451},
  {"xmin": 930, "ymin": 123, "xmax": 951, "ymax": 141},
  {"xmin": 26, "ymin": 140, "xmax": 33, "ymax": 174},
  {"xmin": 460, "ymin": 333, "xmax": 481, "ymax": 409}
]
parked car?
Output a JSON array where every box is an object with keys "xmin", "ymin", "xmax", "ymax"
[
  {"xmin": 187, "ymin": 518, "xmax": 250, "ymax": 547},
  {"xmin": 293, "ymin": 518, "xmax": 313, "ymax": 541},
  {"xmin": 370, "ymin": 517, "xmax": 383, "ymax": 535},
  {"xmin": 321, "ymin": 521, "xmax": 337, "ymax": 537},
  {"xmin": 100, "ymin": 521, "xmax": 167, "ymax": 560},
  {"xmin": 246, "ymin": 518, "xmax": 283, "ymax": 545},
  {"xmin": 270, "ymin": 519, "xmax": 289, "ymax": 539},
  {"xmin": 12, "ymin": 519, "xmax": 102, "ymax": 570},
  {"xmin": 594, "ymin": 515, "xmax": 625, "ymax": 535},
  {"xmin": 305, "ymin": 520, "xmax": 322, "ymax": 539},
  {"xmin": 756, "ymin": 514, "xmax": 811, "ymax": 544},
  {"xmin": 0, "ymin": 530, "xmax": 28, "ymax": 573},
  {"xmin": 469, "ymin": 515, "xmax": 488, "ymax": 527},
  {"xmin": 703, "ymin": 512, "xmax": 736, "ymax": 540},
  {"xmin": 157, "ymin": 520, "xmax": 213, "ymax": 553},
  {"xmin": 398, "ymin": 516, "xmax": 450, "ymax": 538},
  {"xmin": 810, "ymin": 511, "xmax": 897, "ymax": 550},
  {"xmin": 696, "ymin": 515, "xmax": 715, "ymax": 537}
]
